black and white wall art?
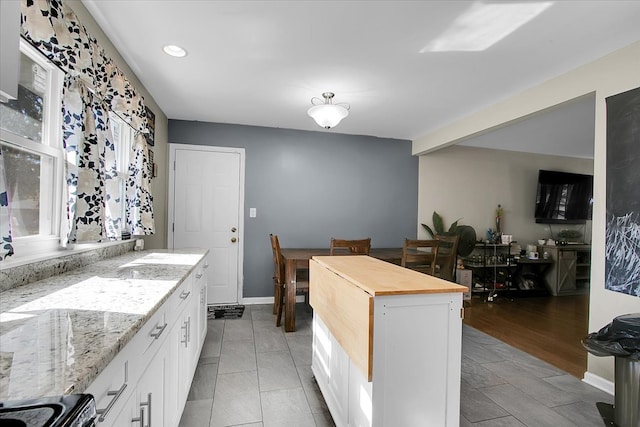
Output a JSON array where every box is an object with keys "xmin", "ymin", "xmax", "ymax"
[{"xmin": 605, "ymin": 86, "xmax": 640, "ymax": 296}]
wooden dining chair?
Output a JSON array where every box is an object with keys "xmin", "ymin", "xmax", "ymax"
[
  {"xmin": 270, "ymin": 234, "xmax": 309, "ymax": 327},
  {"xmin": 435, "ymin": 234, "xmax": 460, "ymax": 281},
  {"xmin": 329, "ymin": 237, "xmax": 371, "ymax": 255},
  {"xmin": 401, "ymin": 238, "xmax": 439, "ymax": 276}
]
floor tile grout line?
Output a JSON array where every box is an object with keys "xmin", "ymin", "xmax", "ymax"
[
  {"xmin": 207, "ymin": 318, "xmax": 225, "ymax": 427},
  {"xmin": 250, "ymin": 307, "xmax": 267, "ymax": 426}
]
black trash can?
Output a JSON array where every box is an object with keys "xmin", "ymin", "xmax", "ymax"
[{"xmin": 582, "ymin": 313, "xmax": 640, "ymax": 427}]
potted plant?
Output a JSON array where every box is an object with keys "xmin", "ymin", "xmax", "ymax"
[{"xmin": 421, "ymin": 211, "xmax": 477, "ymax": 257}]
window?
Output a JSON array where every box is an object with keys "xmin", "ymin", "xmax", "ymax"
[
  {"xmin": 0, "ymin": 40, "xmax": 64, "ymax": 256},
  {"xmin": 108, "ymin": 112, "xmax": 133, "ymax": 234}
]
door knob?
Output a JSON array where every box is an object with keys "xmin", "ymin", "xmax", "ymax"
[
  {"xmin": 231, "ymin": 227, "xmax": 237, "ymax": 232},
  {"xmin": 231, "ymin": 237, "xmax": 237, "ymax": 243}
]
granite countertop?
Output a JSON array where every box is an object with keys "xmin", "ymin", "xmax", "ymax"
[{"xmin": 0, "ymin": 248, "xmax": 208, "ymax": 401}]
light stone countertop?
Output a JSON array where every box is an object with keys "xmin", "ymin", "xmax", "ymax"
[{"xmin": 0, "ymin": 248, "xmax": 208, "ymax": 401}]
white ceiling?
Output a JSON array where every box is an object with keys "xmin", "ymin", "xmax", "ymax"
[{"xmin": 82, "ymin": 1, "xmax": 640, "ymax": 157}]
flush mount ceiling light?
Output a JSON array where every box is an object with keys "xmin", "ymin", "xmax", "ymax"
[
  {"xmin": 307, "ymin": 92, "xmax": 350, "ymax": 129},
  {"xmin": 163, "ymin": 44, "xmax": 187, "ymax": 57}
]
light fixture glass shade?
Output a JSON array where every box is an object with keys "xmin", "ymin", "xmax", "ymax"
[
  {"xmin": 308, "ymin": 104, "xmax": 349, "ymax": 129},
  {"xmin": 307, "ymin": 92, "xmax": 350, "ymax": 129}
]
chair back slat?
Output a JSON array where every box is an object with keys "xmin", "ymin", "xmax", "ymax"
[
  {"xmin": 435, "ymin": 234, "xmax": 459, "ymax": 281},
  {"xmin": 330, "ymin": 237, "xmax": 372, "ymax": 255},
  {"xmin": 401, "ymin": 238, "xmax": 439, "ymax": 275},
  {"xmin": 270, "ymin": 233, "xmax": 285, "ymax": 284},
  {"xmin": 270, "ymin": 233, "xmax": 310, "ymax": 327}
]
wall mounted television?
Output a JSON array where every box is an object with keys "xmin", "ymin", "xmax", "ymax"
[{"xmin": 534, "ymin": 170, "xmax": 593, "ymax": 224}]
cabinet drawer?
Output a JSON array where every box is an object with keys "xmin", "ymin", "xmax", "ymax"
[
  {"xmin": 139, "ymin": 308, "xmax": 169, "ymax": 356},
  {"xmin": 194, "ymin": 257, "xmax": 209, "ymax": 285},
  {"xmin": 166, "ymin": 276, "xmax": 193, "ymax": 326}
]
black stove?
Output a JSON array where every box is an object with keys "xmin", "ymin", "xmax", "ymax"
[{"xmin": 0, "ymin": 394, "xmax": 96, "ymax": 427}]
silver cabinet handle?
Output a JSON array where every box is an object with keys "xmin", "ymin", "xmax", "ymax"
[
  {"xmin": 96, "ymin": 362, "xmax": 128, "ymax": 422},
  {"xmin": 131, "ymin": 407, "xmax": 144, "ymax": 426},
  {"xmin": 180, "ymin": 290, "xmax": 191, "ymax": 300},
  {"xmin": 150, "ymin": 323, "xmax": 167, "ymax": 340},
  {"xmin": 203, "ymin": 263, "xmax": 209, "ymax": 269},
  {"xmin": 196, "ymin": 273, "xmax": 203, "ymax": 279},
  {"xmin": 140, "ymin": 392, "xmax": 152, "ymax": 427},
  {"xmin": 181, "ymin": 321, "xmax": 188, "ymax": 347}
]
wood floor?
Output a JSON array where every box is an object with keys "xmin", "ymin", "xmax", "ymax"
[{"xmin": 463, "ymin": 294, "xmax": 589, "ymax": 378}]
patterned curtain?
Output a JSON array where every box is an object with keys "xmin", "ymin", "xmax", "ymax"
[
  {"xmin": 21, "ymin": 0, "xmax": 154, "ymax": 242},
  {"xmin": 62, "ymin": 76, "xmax": 123, "ymax": 243},
  {"xmin": 0, "ymin": 147, "xmax": 14, "ymax": 260},
  {"xmin": 127, "ymin": 134, "xmax": 155, "ymax": 236}
]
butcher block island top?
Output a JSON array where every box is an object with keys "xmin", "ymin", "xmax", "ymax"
[
  {"xmin": 310, "ymin": 255, "xmax": 465, "ymax": 382},
  {"xmin": 311, "ymin": 255, "xmax": 467, "ymax": 296}
]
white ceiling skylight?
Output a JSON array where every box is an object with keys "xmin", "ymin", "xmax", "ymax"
[{"xmin": 421, "ymin": 1, "xmax": 553, "ymax": 52}]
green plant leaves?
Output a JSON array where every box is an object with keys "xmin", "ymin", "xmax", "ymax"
[
  {"xmin": 423, "ymin": 211, "xmax": 476, "ymax": 257},
  {"xmin": 432, "ymin": 211, "xmax": 444, "ymax": 234},
  {"xmin": 421, "ymin": 223, "xmax": 435, "ymax": 238}
]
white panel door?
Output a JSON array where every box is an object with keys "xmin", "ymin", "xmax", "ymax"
[{"xmin": 172, "ymin": 147, "xmax": 242, "ymax": 304}]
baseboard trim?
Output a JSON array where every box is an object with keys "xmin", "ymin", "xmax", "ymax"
[
  {"xmin": 583, "ymin": 372, "xmax": 614, "ymax": 395},
  {"xmin": 242, "ymin": 296, "xmax": 305, "ymax": 305}
]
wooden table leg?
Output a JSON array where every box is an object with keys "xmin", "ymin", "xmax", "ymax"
[{"xmin": 284, "ymin": 258, "xmax": 297, "ymax": 332}]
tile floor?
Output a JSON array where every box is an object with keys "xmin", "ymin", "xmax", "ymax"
[{"xmin": 178, "ymin": 304, "xmax": 612, "ymax": 427}]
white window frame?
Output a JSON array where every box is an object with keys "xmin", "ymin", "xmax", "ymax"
[
  {"xmin": 1, "ymin": 39, "xmax": 64, "ymax": 259},
  {"xmin": 108, "ymin": 112, "xmax": 133, "ymax": 229}
]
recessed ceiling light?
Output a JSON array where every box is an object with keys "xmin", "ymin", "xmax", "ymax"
[{"xmin": 163, "ymin": 44, "xmax": 187, "ymax": 58}]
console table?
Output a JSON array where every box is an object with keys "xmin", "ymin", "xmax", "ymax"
[{"xmin": 542, "ymin": 244, "xmax": 591, "ymax": 296}]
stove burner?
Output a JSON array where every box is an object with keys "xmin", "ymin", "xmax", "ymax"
[{"xmin": 0, "ymin": 405, "xmax": 59, "ymax": 426}]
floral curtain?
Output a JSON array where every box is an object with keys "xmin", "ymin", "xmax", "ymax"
[
  {"xmin": 21, "ymin": 0, "xmax": 154, "ymax": 243},
  {"xmin": 62, "ymin": 76, "xmax": 123, "ymax": 242},
  {"xmin": 0, "ymin": 147, "xmax": 14, "ymax": 260}
]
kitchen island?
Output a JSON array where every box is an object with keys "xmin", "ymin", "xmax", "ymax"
[
  {"xmin": 0, "ymin": 248, "xmax": 208, "ymax": 426},
  {"xmin": 310, "ymin": 255, "xmax": 466, "ymax": 427}
]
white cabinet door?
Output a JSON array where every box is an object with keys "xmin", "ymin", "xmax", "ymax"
[
  {"xmin": 312, "ymin": 314, "xmax": 349, "ymax": 427},
  {"xmin": 348, "ymin": 359, "xmax": 373, "ymax": 427},
  {"xmin": 111, "ymin": 394, "xmax": 138, "ymax": 427},
  {"xmin": 170, "ymin": 145, "xmax": 244, "ymax": 305},
  {"xmin": 177, "ymin": 312, "xmax": 191, "ymax": 399},
  {"xmin": 171, "ymin": 300, "xmax": 197, "ymax": 424},
  {"xmin": 165, "ymin": 319, "xmax": 182, "ymax": 427},
  {"xmin": 371, "ymin": 294, "xmax": 462, "ymax": 427},
  {"xmin": 185, "ymin": 300, "xmax": 201, "ymax": 393},
  {"xmin": 137, "ymin": 351, "xmax": 165, "ymax": 427},
  {"xmin": 165, "ymin": 274, "xmax": 204, "ymax": 427}
]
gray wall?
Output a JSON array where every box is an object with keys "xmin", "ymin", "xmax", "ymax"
[{"xmin": 169, "ymin": 120, "xmax": 418, "ymax": 298}]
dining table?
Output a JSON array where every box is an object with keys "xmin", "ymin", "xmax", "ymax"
[{"xmin": 279, "ymin": 247, "xmax": 403, "ymax": 332}]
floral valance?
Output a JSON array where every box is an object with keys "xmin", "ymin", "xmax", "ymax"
[
  {"xmin": 21, "ymin": 0, "xmax": 149, "ymax": 133},
  {"xmin": 14, "ymin": 0, "xmax": 155, "ymax": 247}
]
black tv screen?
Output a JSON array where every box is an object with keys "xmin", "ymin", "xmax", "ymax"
[{"xmin": 534, "ymin": 170, "xmax": 593, "ymax": 224}]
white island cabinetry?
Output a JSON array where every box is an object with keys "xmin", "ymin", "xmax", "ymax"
[{"xmin": 310, "ymin": 256, "xmax": 466, "ymax": 427}]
